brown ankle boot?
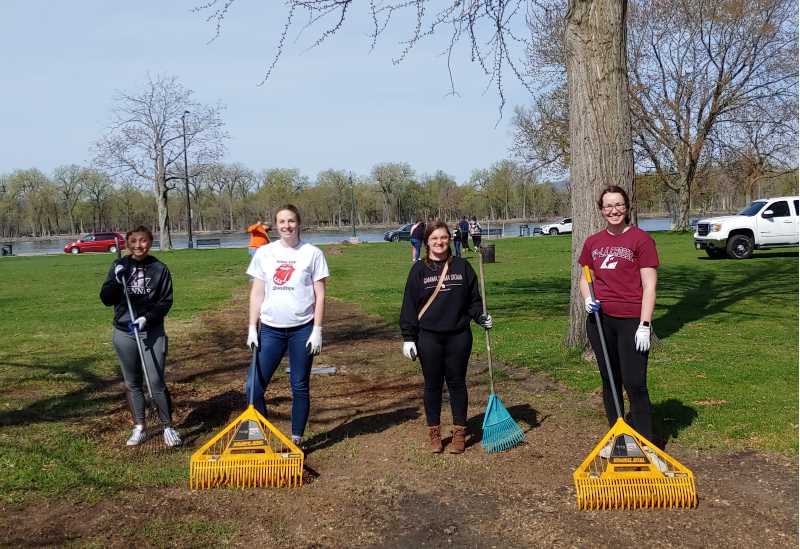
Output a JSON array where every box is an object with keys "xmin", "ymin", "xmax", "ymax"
[
  {"xmin": 428, "ymin": 425, "xmax": 443, "ymax": 453},
  {"xmin": 449, "ymin": 425, "xmax": 466, "ymax": 454}
]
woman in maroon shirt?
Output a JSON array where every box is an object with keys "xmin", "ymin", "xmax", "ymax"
[{"xmin": 578, "ymin": 185, "xmax": 658, "ymax": 447}]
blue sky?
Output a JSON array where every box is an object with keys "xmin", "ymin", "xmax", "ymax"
[{"xmin": 1, "ymin": 1, "xmax": 533, "ymax": 183}]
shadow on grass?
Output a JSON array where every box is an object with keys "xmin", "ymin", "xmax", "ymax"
[
  {"xmin": 0, "ymin": 356, "xmax": 123, "ymax": 428},
  {"xmin": 697, "ymin": 250, "xmax": 798, "ymax": 261},
  {"xmin": 652, "ymin": 398, "xmax": 698, "ymax": 449},
  {"xmin": 0, "ymin": 353, "xmax": 253, "ymax": 430},
  {"xmin": 303, "ymin": 406, "xmax": 420, "ymax": 455},
  {"xmin": 179, "ymin": 390, "xmax": 244, "ymax": 445},
  {"xmin": 655, "ymin": 257, "xmax": 797, "ymax": 340},
  {"xmin": 465, "ymin": 403, "xmax": 543, "ymax": 448}
]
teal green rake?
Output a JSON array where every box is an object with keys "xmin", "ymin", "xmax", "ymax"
[{"xmin": 477, "ymin": 251, "xmax": 526, "ymax": 453}]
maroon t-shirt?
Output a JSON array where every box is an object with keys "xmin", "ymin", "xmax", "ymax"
[{"xmin": 578, "ymin": 226, "xmax": 659, "ymax": 318}]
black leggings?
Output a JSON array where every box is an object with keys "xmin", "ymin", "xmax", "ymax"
[
  {"xmin": 586, "ymin": 313, "xmax": 653, "ymax": 441},
  {"xmin": 418, "ymin": 328, "xmax": 473, "ymax": 426}
]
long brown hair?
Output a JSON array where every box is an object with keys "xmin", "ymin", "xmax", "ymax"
[{"xmin": 423, "ymin": 220, "xmax": 452, "ymax": 263}]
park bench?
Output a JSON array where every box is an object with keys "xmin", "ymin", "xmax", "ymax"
[
  {"xmin": 1, "ymin": 242, "xmax": 13, "ymax": 256},
  {"xmin": 195, "ymin": 238, "xmax": 222, "ymax": 248}
]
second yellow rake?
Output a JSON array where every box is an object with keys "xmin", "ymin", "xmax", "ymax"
[
  {"xmin": 190, "ymin": 346, "xmax": 303, "ymax": 489},
  {"xmin": 573, "ymin": 266, "xmax": 697, "ymax": 510}
]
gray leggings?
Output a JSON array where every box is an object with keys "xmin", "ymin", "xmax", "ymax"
[{"xmin": 112, "ymin": 326, "xmax": 173, "ymax": 426}]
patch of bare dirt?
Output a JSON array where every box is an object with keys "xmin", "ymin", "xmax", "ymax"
[{"xmin": 1, "ymin": 294, "xmax": 797, "ymax": 548}]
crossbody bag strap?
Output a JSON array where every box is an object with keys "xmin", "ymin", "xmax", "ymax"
[{"xmin": 417, "ymin": 260, "xmax": 449, "ymax": 320}]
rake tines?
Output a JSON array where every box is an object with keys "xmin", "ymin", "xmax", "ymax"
[
  {"xmin": 575, "ymin": 475, "xmax": 698, "ymax": 510},
  {"xmin": 481, "ymin": 394, "xmax": 526, "ymax": 453}
]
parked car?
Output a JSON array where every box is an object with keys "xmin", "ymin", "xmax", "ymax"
[
  {"xmin": 540, "ymin": 218, "xmax": 573, "ymax": 235},
  {"xmin": 64, "ymin": 232, "xmax": 126, "ymax": 254},
  {"xmin": 693, "ymin": 196, "xmax": 799, "ymax": 259},
  {"xmin": 383, "ymin": 223, "xmax": 412, "ymax": 242}
]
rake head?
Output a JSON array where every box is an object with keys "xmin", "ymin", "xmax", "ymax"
[
  {"xmin": 190, "ymin": 405, "xmax": 303, "ymax": 489},
  {"xmin": 481, "ymin": 393, "xmax": 526, "ymax": 453},
  {"xmin": 573, "ymin": 418, "xmax": 697, "ymax": 510}
]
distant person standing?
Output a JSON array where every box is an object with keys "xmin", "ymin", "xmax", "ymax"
[
  {"xmin": 247, "ymin": 220, "xmax": 271, "ymax": 256},
  {"xmin": 409, "ymin": 218, "xmax": 426, "ymax": 262},
  {"xmin": 468, "ymin": 216, "xmax": 482, "ymax": 250},
  {"xmin": 458, "ymin": 216, "xmax": 470, "ymax": 252},
  {"xmin": 452, "ymin": 224, "xmax": 463, "ymax": 257}
]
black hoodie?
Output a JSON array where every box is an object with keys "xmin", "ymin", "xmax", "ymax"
[
  {"xmin": 400, "ymin": 256, "xmax": 483, "ymax": 342},
  {"xmin": 100, "ymin": 255, "xmax": 173, "ymax": 331}
]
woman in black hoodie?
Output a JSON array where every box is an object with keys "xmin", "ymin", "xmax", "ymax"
[
  {"xmin": 99, "ymin": 226, "xmax": 180, "ymax": 448},
  {"xmin": 400, "ymin": 221, "xmax": 492, "ymax": 454}
]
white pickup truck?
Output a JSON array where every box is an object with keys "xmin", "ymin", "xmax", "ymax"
[{"xmin": 693, "ymin": 196, "xmax": 799, "ymax": 259}]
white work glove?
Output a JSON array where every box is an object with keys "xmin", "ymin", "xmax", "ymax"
[
  {"xmin": 114, "ymin": 264, "xmax": 126, "ymax": 284},
  {"xmin": 402, "ymin": 341, "xmax": 418, "ymax": 361},
  {"xmin": 306, "ymin": 326, "xmax": 322, "ymax": 356},
  {"xmin": 128, "ymin": 316, "xmax": 146, "ymax": 334},
  {"xmin": 477, "ymin": 313, "xmax": 493, "ymax": 329},
  {"xmin": 584, "ymin": 296, "xmax": 601, "ymax": 314},
  {"xmin": 247, "ymin": 325, "xmax": 259, "ymax": 349},
  {"xmin": 635, "ymin": 322, "xmax": 651, "ymax": 352}
]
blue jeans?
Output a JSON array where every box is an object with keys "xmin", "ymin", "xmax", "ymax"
[
  {"xmin": 246, "ymin": 321, "xmax": 314, "ymax": 437},
  {"xmin": 410, "ymin": 238, "xmax": 422, "ymax": 261},
  {"xmin": 454, "ymin": 238, "xmax": 462, "ymax": 257}
]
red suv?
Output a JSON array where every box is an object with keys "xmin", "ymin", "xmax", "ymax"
[{"xmin": 64, "ymin": 232, "xmax": 126, "ymax": 254}]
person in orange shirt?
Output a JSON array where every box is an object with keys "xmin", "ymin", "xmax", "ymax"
[{"xmin": 247, "ymin": 220, "xmax": 271, "ymax": 256}]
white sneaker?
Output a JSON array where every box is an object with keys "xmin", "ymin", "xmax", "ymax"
[
  {"xmin": 644, "ymin": 447, "xmax": 668, "ymax": 472},
  {"xmin": 126, "ymin": 425, "xmax": 146, "ymax": 446},
  {"xmin": 163, "ymin": 427, "xmax": 182, "ymax": 448},
  {"xmin": 599, "ymin": 440, "xmax": 613, "ymax": 459}
]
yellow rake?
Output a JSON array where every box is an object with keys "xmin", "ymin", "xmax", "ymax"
[
  {"xmin": 190, "ymin": 347, "xmax": 303, "ymax": 489},
  {"xmin": 573, "ymin": 417, "xmax": 696, "ymax": 510},
  {"xmin": 574, "ymin": 266, "xmax": 697, "ymax": 510}
]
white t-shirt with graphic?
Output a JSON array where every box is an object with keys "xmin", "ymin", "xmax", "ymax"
[{"xmin": 246, "ymin": 240, "xmax": 330, "ymax": 328}]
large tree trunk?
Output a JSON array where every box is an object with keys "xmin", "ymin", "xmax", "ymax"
[
  {"xmin": 154, "ymin": 156, "xmax": 173, "ymax": 250},
  {"xmin": 564, "ymin": 0, "xmax": 635, "ymax": 348},
  {"xmin": 672, "ymin": 177, "xmax": 691, "ymax": 231}
]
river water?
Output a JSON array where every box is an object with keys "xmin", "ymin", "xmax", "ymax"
[{"xmin": 3, "ymin": 218, "xmax": 676, "ymax": 256}]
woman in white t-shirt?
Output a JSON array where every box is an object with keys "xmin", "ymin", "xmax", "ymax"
[{"xmin": 245, "ymin": 204, "xmax": 330, "ymax": 446}]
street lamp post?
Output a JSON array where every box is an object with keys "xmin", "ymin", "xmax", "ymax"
[
  {"xmin": 181, "ymin": 110, "xmax": 194, "ymax": 249},
  {"xmin": 349, "ymin": 173, "xmax": 359, "ymax": 244},
  {"xmin": 350, "ymin": 173, "xmax": 357, "ymax": 238}
]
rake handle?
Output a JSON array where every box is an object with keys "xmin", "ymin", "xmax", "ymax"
[
  {"xmin": 247, "ymin": 342, "xmax": 259, "ymax": 406},
  {"xmin": 114, "ymin": 237, "xmax": 154, "ymax": 401},
  {"xmin": 477, "ymin": 250, "xmax": 494, "ymax": 394},
  {"xmin": 583, "ymin": 266, "xmax": 623, "ymax": 419}
]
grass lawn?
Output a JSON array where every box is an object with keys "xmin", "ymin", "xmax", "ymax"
[{"xmin": 0, "ymin": 234, "xmax": 796, "ymax": 508}]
